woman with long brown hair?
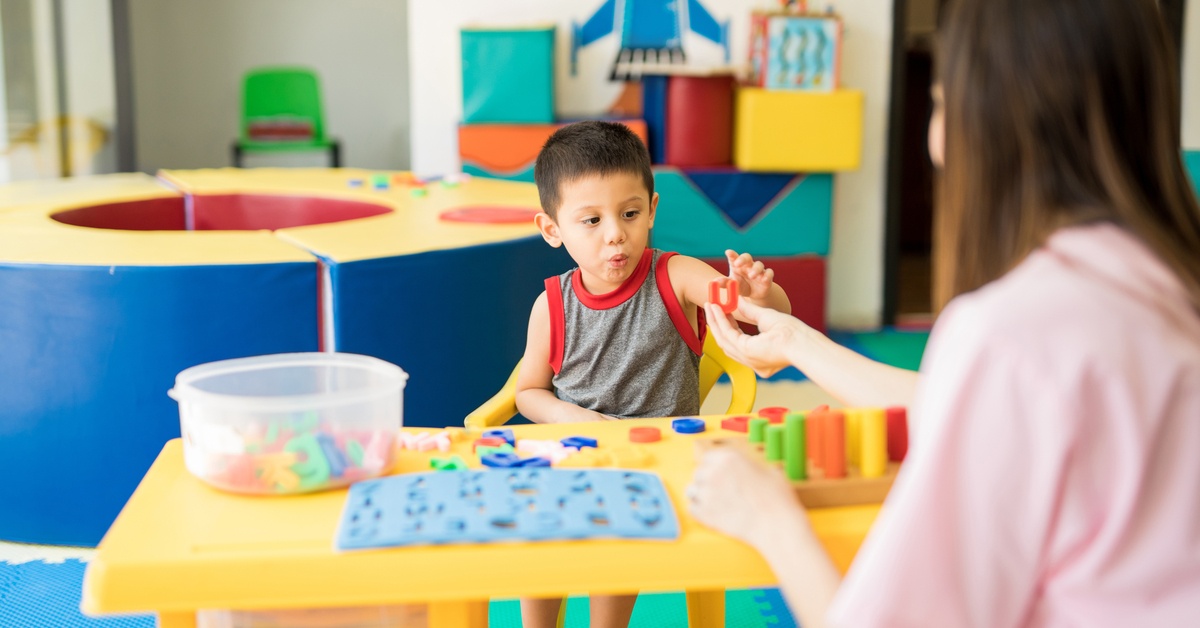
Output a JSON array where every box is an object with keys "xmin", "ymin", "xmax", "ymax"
[{"xmin": 688, "ymin": 0, "xmax": 1200, "ymax": 626}]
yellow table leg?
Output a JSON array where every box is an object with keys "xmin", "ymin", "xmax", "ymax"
[
  {"xmin": 157, "ymin": 611, "xmax": 197, "ymax": 628},
  {"xmin": 686, "ymin": 590, "xmax": 725, "ymax": 628},
  {"xmin": 427, "ymin": 600, "xmax": 488, "ymax": 628}
]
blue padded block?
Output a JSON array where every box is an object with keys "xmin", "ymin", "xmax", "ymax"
[
  {"xmin": 642, "ymin": 75, "xmax": 668, "ymax": 164},
  {"xmin": 683, "ymin": 169, "xmax": 796, "ymax": 228},
  {"xmin": 336, "ymin": 469, "xmax": 679, "ymax": 549},
  {"xmin": 651, "ymin": 168, "xmax": 833, "ymax": 257},
  {"xmin": 1185, "ymin": 150, "xmax": 1200, "ymax": 196},
  {"xmin": 0, "ymin": 262, "xmax": 318, "ymax": 546},
  {"xmin": 330, "ymin": 237, "xmax": 572, "ymax": 428}
]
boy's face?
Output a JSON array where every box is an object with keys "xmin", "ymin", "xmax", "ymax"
[{"xmin": 535, "ymin": 172, "xmax": 658, "ymax": 294}]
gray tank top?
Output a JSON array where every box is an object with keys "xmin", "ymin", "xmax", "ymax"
[{"xmin": 546, "ymin": 249, "xmax": 703, "ymax": 419}]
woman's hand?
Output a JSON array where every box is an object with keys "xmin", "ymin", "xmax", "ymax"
[
  {"xmin": 687, "ymin": 444, "xmax": 811, "ymax": 551},
  {"xmin": 704, "ymin": 301, "xmax": 811, "ymax": 377}
]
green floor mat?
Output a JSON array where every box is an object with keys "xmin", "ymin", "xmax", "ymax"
[{"xmin": 844, "ymin": 329, "xmax": 929, "ymax": 371}]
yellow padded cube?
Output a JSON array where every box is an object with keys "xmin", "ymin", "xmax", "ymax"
[{"xmin": 734, "ymin": 88, "xmax": 864, "ymax": 172}]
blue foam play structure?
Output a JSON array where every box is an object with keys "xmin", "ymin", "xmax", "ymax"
[
  {"xmin": 328, "ymin": 239, "xmax": 572, "ymax": 428},
  {"xmin": 337, "ymin": 468, "xmax": 679, "ymax": 549},
  {"xmin": 0, "ymin": 262, "xmax": 318, "ymax": 546}
]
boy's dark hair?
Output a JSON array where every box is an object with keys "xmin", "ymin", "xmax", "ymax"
[{"xmin": 533, "ymin": 120, "xmax": 654, "ymax": 219}]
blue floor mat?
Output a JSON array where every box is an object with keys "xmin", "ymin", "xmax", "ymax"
[{"xmin": 0, "ymin": 559, "xmax": 152, "ymax": 627}]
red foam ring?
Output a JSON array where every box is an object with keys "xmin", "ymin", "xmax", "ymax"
[
  {"xmin": 720, "ymin": 416, "xmax": 750, "ymax": 433},
  {"xmin": 51, "ymin": 197, "xmax": 187, "ymax": 231},
  {"xmin": 886, "ymin": 406, "xmax": 909, "ymax": 462},
  {"xmin": 192, "ymin": 194, "xmax": 392, "ymax": 231},
  {"xmin": 439, "ymin": 206, "xmax": 541, "ymax": 224},
  {"xmin": 757, "ymin": 406, "xmax": 789, "ymax": 424}
]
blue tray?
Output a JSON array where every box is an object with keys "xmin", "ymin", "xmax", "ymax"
[{"xmin": 336, "ymin": 468, "xmax": 679, "ymax": 550}]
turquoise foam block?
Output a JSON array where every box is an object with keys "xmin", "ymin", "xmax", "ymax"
[
  {"xmin": 462, "ymin": 161, "xmax": 536, "ymax": 183},
  {"xmin": 462, "ymin": 27, "xmax": 555, "ymax": 124},
  {"xmin": 651, "ymin": 168, "xmax": 832, "ymax": 257},
  {"xmin": 1185, "ymin": 150, "xmax": 1200, "ymax": 196},
  {"xmin": 337, "ymin": 469, "xmax": 679, "ymax": 549}
]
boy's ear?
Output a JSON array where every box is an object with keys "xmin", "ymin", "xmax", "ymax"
[
  {"xmin": 534, "ymin": 212, "xmax": 562, "ymax": 247},
  {"xmin": 648, "ymin": 192, "xmax": 659, "ymax": 229}
]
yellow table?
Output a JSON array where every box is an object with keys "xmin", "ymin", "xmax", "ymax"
[{"xmin": 83, "ymin": 417, "xmax": 880, "ymax": 627}]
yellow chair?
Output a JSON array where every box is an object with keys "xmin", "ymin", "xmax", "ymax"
[
  {"xmin": 464, "ymin": 332, "xmax": 756, "ymax": 626},
  {"xmin": 465, "ymin": 331, "xmax": 756, "ymax": 429}
]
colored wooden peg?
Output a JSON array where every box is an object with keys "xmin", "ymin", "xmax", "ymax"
[
  {"xmin": 765, "ymin": 425, "xmax": 785, "ymax": 461},
  {"xmin": 823, "ymin": 411, "xmax": 846, "ymax": 479},
  {"xmin": 860, "ymin": 408, "xmax": 887, "ymax": 478},
  {"xmin": 784, "ymin": 412, "xmax": 806, "ymax": 481},
  {"xmin": 748, "ymin": 418, "xmax": 769, "ymax": 443},
  {"xmin": 708, "ymin": 278, "xmax": 740, "ymax": 314},
  {"xmin": 886, "ymin": 406, "xmax": 909, "ymax": 462}
]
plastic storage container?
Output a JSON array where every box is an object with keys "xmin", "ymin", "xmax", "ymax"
[{"xmin": 169, "ymin": 353, "xmax": 408, "ymax": 495}]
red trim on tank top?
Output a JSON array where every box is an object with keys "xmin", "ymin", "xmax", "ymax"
[
  {"xmin": 654, "ymin": 252, "xmax": 706, "ymax": 356},
  {"xmin": 571, "ymin": 247, "xmax": 654, "ymax": 310},
  {"xmin": 545, "ymin": 277, "xmax": 565, "ymax": 374}
]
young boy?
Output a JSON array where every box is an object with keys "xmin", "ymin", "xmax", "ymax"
[{"xmin": 516, "ymin": 120, "xmax": 791, "ymax": 627}]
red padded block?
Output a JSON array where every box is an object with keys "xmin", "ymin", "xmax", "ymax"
[
  {"xmin": 665, "ymin": 75, "xmax": 734, "ymax": 167},
  {"xmin": 702, "ymin": 255, "xmax": 826, "ymax": 333},
  {"xmin": 191, "ymin": 194, "xmax": 391, "ymax": 231},
  {"xmin": 51, "ymin": 197, "xmax": 186, "ymax": 231}
]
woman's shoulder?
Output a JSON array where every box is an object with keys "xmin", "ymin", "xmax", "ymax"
[{"xmin": 935, "ymin": 223, "xmax": 1200, "ymax": 370}]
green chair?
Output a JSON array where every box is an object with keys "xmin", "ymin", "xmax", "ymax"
[{"xmin": 232, "ymin": 66, "xmax": 341, "ymax": 167}]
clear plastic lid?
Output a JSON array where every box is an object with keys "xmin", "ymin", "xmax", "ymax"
[{"xmin": 168, "ymin": 352, "xmax": 408, "ymax": 413}]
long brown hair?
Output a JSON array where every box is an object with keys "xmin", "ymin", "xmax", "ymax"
[{"xmin": 934, "ymin": 0, "xmax": 1200, "ymax": 311}]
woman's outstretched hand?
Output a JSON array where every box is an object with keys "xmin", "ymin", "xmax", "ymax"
[
  {"xmin": 705, "ymin": 301, "xmax": 810, "ymax": 377},
  {"xmin": 687, "ymin": 443, "xmax": 809, "ymax": 551}
]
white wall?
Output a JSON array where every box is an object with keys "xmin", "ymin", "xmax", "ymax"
[
  {"xmin": 1184, "ymin": 0, "xmax": 1199, "ymax": 150},
  {"xmin": 62, "ymin": 0, "xmax": 117, "ymax": 176},
  {"xmin": 128, "ymin": 0, "xmax": 410, "ymax": 172},
  {"xmin": 409, "ymin": 0, "xmax": 896, "ymax": 328}
]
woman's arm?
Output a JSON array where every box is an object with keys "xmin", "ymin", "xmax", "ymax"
[{"xmin": 704, "ymin": 302, "xmax": 919, "ymax": 410}]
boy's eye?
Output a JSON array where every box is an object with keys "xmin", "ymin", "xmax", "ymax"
[
  {"xmin": 623, "ymin": 210, "xmax": 641, "ymax": 219},
  {"xmin": 582, "ymin": 217, "xmax": 600, "ymax": 225}
]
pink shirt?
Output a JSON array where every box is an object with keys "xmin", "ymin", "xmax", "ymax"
[{"xmin": 829, "ymin": 224, "xmax": 1200, "ymax": 627}]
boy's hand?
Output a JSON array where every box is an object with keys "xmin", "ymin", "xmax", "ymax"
[{"xmin": 726, "ymin": 249, "xmax": 774, "ymax": 301}]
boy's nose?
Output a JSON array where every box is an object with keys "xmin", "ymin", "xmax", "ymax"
[{"xmin": 606, "ymin": 224, "xmax": 625, "ymax": 244}]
